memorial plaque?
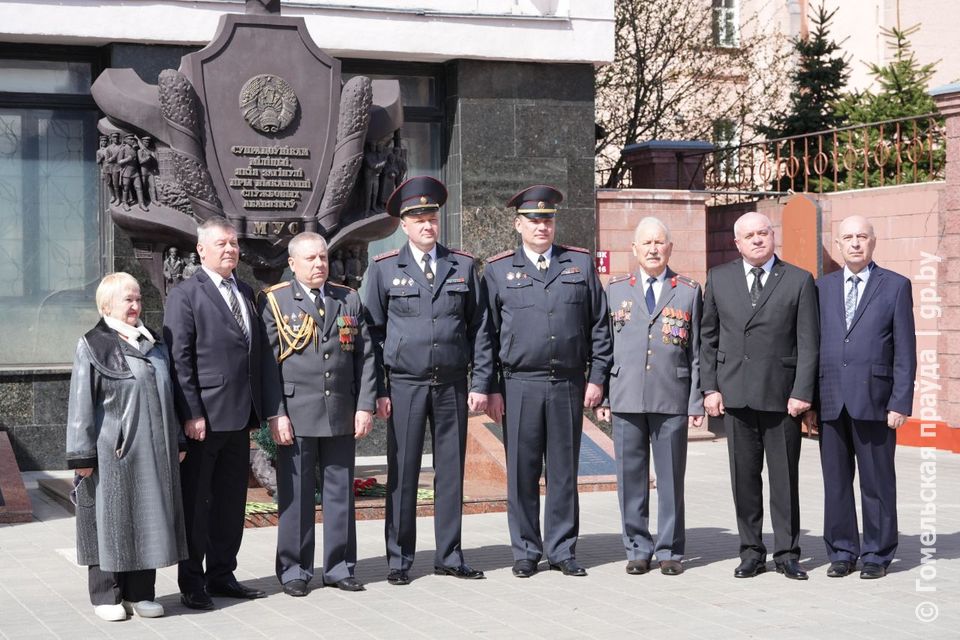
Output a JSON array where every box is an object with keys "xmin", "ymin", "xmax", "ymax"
[{"xmin": 91, "ymin": 2, "xmax": 404, "ymax": 293}]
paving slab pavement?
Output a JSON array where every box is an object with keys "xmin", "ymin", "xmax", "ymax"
[{"xmin": 1, "ymin": 438, "xmax": 957, "ymax": 639}]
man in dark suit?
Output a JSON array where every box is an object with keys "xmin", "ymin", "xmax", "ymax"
[
  {"xmin": 163, "ymin": 216, "xmax": 280, "ymax": 610},
  {"xmin": 364, "ymin": 176, "xmax": 492, "ymax": 586},
  {"xmin": 700, "ymin": 212, "xmax": 818, "ymax": 580},
  {"xmin": 260, "ymin": 232, "xmax": 376, "ymax": 597},
  {"xmin": 484, "ymin": 185, "xmax": 612, "ymax": 579},
  {"xmin": 806, "ymin": 215, "xmax": 916, "ymax": 580}
]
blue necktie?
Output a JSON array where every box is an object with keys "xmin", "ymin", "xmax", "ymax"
[{"xmin": 645, "ymin": 277, "xmax": 656, "ymax": 314}]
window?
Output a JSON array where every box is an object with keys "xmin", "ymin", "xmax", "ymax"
[
  {"xmin": 712, "ymin": 0, "xmax": 740, "ymax": 48},
  {"xmin": 712, "ymin": 118, "xmax": 740, "ymax": 183},
  {"xmin": 0, "ymin": 50, "xmax": 104, "ymax": 368}
]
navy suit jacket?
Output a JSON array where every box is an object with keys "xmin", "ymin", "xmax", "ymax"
[
  {"xmin": 163, "ymin": 268, "xmax": 280, "ymax": 431},
  {"xmin": 815, "ymin": 264, "xmax": 916, "ymax": 423}
]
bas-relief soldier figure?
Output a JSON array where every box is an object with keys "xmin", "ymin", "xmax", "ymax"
[
  {"xmin": 105, "ymin": 133, "xmax": 123, "ymax": 205},
  {"xmin": 378, "ymin": 142, "xmax": 403, "ymax": 210},
  {"xmin": 138, "ymin": 135, "xmax": 160, "ymax": 206},
  {"xmin": 163, "ymin": 247, "xmax": 185, "ymax": 293},
  {"xmin": 483, "ymin": 185, "xmax": 612, "ymax": 579},
  {"xmin": 362, "ymin": 141, "xmax": 387, "ymax": 213},
  {"xmin": 117, "ymin": 134, "xmax": 147, "ymax": 212},
  {"xmin": 595, "ymin": 217, "xmax": 704, "ymax": 578},
  {"xmin": 328, "ymin": 250, "xmax": 345, "ymax": 286},
  {"xmin": 259, "ymin": 232, "xmax": 376, "ymax": 597},
  {"xmin": 364, "ymin": 176, "xmax": 492, "ymax": 586},
  {"xmin": 344, "ymin": 247, "xmax": 363, "ymax": 289},
  {"xmin": 96, "ymin": 135, "xmax": 118, "ymax": 205},
  {"xmin": 182, "ymin": 252, "xmax": 201, "ymax": 279}
]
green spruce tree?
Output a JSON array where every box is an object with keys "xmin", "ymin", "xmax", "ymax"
[{"xmin": 758, "ymin": 3, "xmax": 849, "ymax": 192}]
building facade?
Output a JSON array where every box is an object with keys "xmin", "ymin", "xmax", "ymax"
[{"xmin": 0, "ymin": 0, "xmax": 614, "ymax": 468}]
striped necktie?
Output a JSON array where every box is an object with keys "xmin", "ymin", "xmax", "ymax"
[
  {"xmin": 845, "ymin": 274, "xmax": 861, "ymax": 329},
  {"xmin": 221, "ymin": 278, "xmax": 249, "ymax": 344}
]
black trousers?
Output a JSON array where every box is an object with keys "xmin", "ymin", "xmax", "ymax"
[
  {"xmin": 504, "ymin": 376, "xmax": 584, "ymax": 563},
  {"xmin": 177, "ymin": 427, "xmax": 251, "ymax": 594},
  {"xmin": 725, "ymin": 408, "xmax": 801, "ymax": 562},
  {"xmin": 88, "ymin": 566, "xmax": 155, "ymax": 606},
  {"xmin": 385, "ymin": 378, "xmax": 468, "ymax": 571}
]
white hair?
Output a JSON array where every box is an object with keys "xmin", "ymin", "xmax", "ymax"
[
  {"xmin": 196, "ymin": 216, "xmax": 237, "ymax": 244},
  {"xmin": 95, "ymin": 272, "xmax": 139, "ymax": 316},
  {"xmin": 733, "ymin": 212, "xmax": 773, "ymax": 238},
  {"xmin": 288, "ymin": 231, "xmax": 328, "ymax": 257},
  {"xmin": 634, "ymin": 216, "xmax": 672, "ymax": 243}
]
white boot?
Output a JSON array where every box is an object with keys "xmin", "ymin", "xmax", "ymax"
[
  {"xmin": 122, "ymin": 600, "xmax": 165, "ymax": 618},
  {"xmin": 94, "ymin": 604, "xmax": 127, "ymax": 621}
]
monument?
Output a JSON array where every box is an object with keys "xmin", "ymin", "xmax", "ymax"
[{"xmin": 91, "ymin": 0, "xmax": 405, "ymax": 293}]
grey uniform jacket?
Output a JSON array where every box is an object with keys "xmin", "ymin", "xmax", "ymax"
[
  {"xmin": 260, "ymin": 279, "xmax": 376, "ymax": 438},
  {"xmin": 483, "ymin": 244, "xmax": 612, "ymax": 386},
  {"xmin": 606, "ymin": 268, "xmax": 704, "ymax": 416},
  {"xmin": 364, "ymin": 243, "xmax": 493, "ymax": 394}
]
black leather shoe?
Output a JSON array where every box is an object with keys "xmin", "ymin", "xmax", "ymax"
[
  {"xmin": 775, "ymin": 559, "xmax": 809, "ymax": 580},
  {"xmin": 734, "ymin": 558, "xmax": 767, "ymax": 578},
  {"xmin": 512, "ymin": 560, "xmax": 538, "ymax": 578},
  {"xmin": 329, "ymin": 577, "xmax": 365, "ymax": 591},
  {"xmin": 548, "ymin": 559, "xmax": 587, "ymax": 577},
  {"xmin": 625, "ymin": 560, "xmax": 650, "ymax": 575},
  {"xmin": 826, "ymin": 561, "xmax": 855, "ymax": 578},
  {"xmin": 282, "ymin": 579, "xmax": 309, "ymax": 597},
  {"xmin": 387, "ymin": 570, "xmax": 411, "ymax": 586},
  {"xmin": 180, "ymin": 591, "xmax": 215, "ymax": 610},
  {"xmin": 660, "ymin": 560, "xmax": 684, "ymax": 576},
  {"xmin": 206, "ymin": 580, "xmax": 267, "ymax": 599},
  {"xmin": 434, "ymin": 564, "xmax": 485, "ymax": 579},
  {"xmin": 860, "ymin": 562, "xmax": 886, "ymax": 579}
]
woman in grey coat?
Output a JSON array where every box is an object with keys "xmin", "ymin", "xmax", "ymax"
[{"xmin": 66, "ymin": 272, "xmax": 188, "ymax": 622}]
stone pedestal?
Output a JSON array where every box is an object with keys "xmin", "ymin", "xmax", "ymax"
[{"xmin": 622, "ymin": 140, "xmax": 714, "ymax": 191}]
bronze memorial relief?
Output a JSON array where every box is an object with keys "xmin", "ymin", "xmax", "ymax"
[{"xmin": 91, "ymin": 1, "xmax": 406, "ymax": 295}]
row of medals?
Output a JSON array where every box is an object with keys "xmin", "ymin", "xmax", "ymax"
[
  {"xmin": 661, "ymin": 307, "xmax": 691, "ymax": 347},
  {"xmin": 392, "ymin": 273, "xmax": 435, "ymax": 285}
]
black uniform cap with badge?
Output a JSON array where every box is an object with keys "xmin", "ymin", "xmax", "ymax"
[
  {"xmin": 507, "ymin": 184, "xmax": 563, "ymax": 219},
  {"xmin": 386, "ymin": 175, "xmax": 447, "ymax": 218}
]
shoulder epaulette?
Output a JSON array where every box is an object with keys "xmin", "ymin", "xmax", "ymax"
[
  {"xmin": 485, "ymin": 249, "xmax": 514, "ymax": 262},
  {"xmin": 673, "ymin": 274, "xmax": 699, "ymax": 288},
  {"xmin": 608, "ymin": 274, "xmax": 631, "ymax": 285},
  {"xmin": 559, "ymin": 244, "xmax": 590, "ymax": 255},
  {"xmin": 262, "ymin": 281, "xmax": 291, "ymax": 294},
  {"xmin": 327, "ymin": 281, "xmax": 356, "ymax": 292},
  {"xmin": 373, "ymin": 249, "xmax": 400, "ymax": 262},
  {"xmin": 449, "ymin": 248, "xmax": 475, "ymax": 259}
]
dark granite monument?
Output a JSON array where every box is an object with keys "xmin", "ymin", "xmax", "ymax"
[{"xmin": 91, "ymin": 0, "xmax": 406, "ymax": 293}]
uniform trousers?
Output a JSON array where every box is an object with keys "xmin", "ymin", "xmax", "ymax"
[
  {"xmin": 612, "ymin": 412, "xmax": 687, "ymax": 561},
  {"xmin": 385, "ymin": 378, "xmax": 468, "ymax": 570},
  {"xmin": 504, "ymin": 375, "xmax": 584, "ymax": 563},
  {"xmin": 276, "ymin": 434, "xmax": 356, "ymax": 585},
  {"xmin": 88, "ymin": 566, "xmax": 155, "ymax": 605},
  {"xmin": 178, "ymin": 425, "xmax": 251, "ymax": 594},
  {"xmin": 820, "ymin": 407, "xmax": 898, "ymax": 566},
  {"xmin": 725, "ymin": 408, "xmax": 802, "ymax": 562}
]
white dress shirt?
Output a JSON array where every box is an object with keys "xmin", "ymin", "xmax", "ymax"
[
  {"xmin": 408, "ymin": 243, "xmax": 438, "ymax": 274},
  {"xmin": 522, "ymin": 245, "xmax": 553, "ymax": 270},
  {"xmin": 202, "ymin": 266, "xmax": 251, "ymax": 336},
  {"xmin": 843, "ymin": 262, "xmax": 873, "ymax": 307},
  {"xmin": 640, "ymin": 268, "xmax": 667, "ymax": 305},
  {"xmin": 742, "ymin": 255, "xmax": 776, "ymax": 291}
]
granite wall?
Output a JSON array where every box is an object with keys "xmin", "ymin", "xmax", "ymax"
[{"xmin": 445, "ymin": 60, "xmax": 598, "ymax": 262}]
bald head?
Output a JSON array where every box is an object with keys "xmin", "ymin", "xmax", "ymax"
[
  {"xmin": 836, "ymin": 215, "xmax": 876, "ymax": 273},
  {"xmin": 733, "ymin": 212, "xmax": 775, "ymax": 267}
]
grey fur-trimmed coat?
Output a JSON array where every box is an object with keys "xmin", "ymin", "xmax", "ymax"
[{"xmin": 66, "ymin": 319, "xmax": 188, "ymax": 572}]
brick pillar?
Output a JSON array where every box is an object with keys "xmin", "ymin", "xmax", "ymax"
[
  {"xmin": 622, "ymin": 141, "xmax": 714, "ymax": 190},
  {"xmin": 931, "ymin": 84, "xmax": 960, "ymax": 431}
]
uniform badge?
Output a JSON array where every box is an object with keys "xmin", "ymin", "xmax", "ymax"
[
  {"xmin": 282, "ymin": 314, "xmax": 290, "ymax": 323},
  {"xmin": 507, "ymin": 272, "xmax": 515, "ymax": 281},
  {"xmin": 392, "ymin": 277, "xmax": 400, "ymax": 286},
  {"xmin": 611, "ymin": 300, "xmax": 632, "ymax": 331},
  {"xmin": 426, "ymin": 272, "xmax": 434, "ymax": 281},
  {"xmin": 337, "ymin": 315, "xmax": 359, "ymax": 352}
]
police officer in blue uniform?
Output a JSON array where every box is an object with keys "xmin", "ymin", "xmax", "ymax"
[
  {"xmin": 484, "ymin": 185, "xmax": 612, "ymax": 578},
  {"xmin": 364, "ymin": 176, "xmax": 493, "ymax": 585},
  {"xmin": 260, "ymin": 232, "xmax": 376, "ymax": 597}
]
